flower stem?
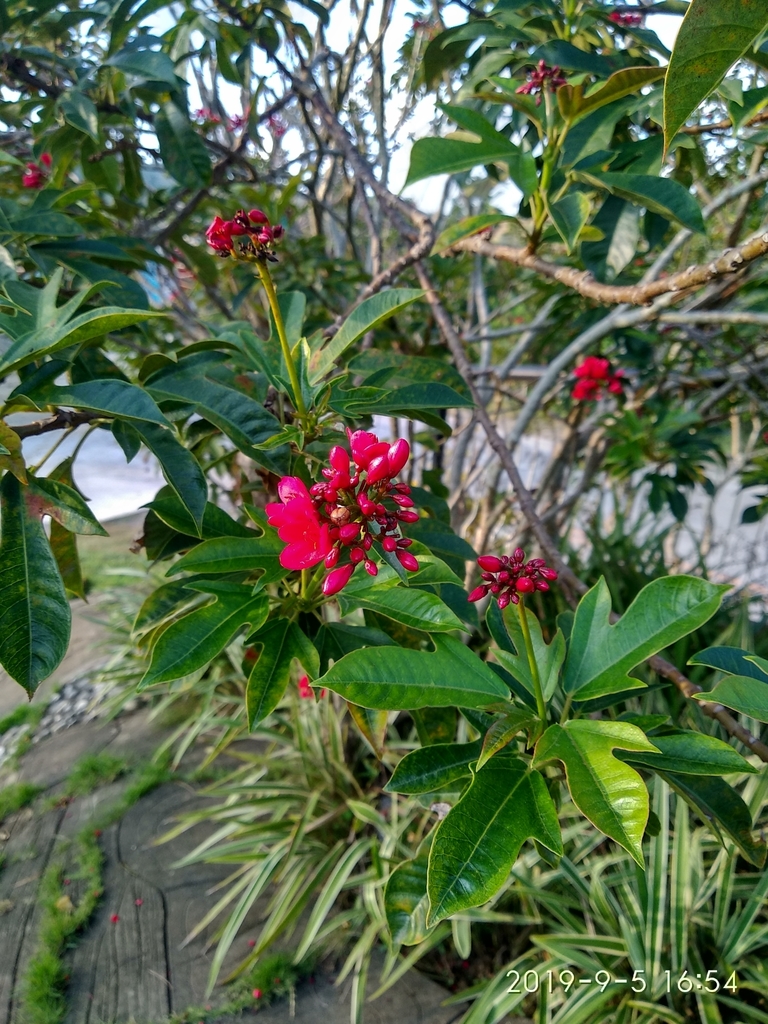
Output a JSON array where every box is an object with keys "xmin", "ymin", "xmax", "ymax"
[
  {"xmin": 517, "ymin": 598, "xmax": 548, "ymax": 730},
  {"xmin": 256, "ymin": 260, "xmax": 308, "ymax": 423}
]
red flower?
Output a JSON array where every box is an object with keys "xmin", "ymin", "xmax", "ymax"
[
  {"xmin": 267, "ymin": 114, "xmax": 287, "ymax": 138},
  {"xmin": 572, "ymin": 356, "xmax": 624, "ymax": 401},
  {"xmin": 135, "ymin": 898, "xmax": 143, "ymax": 906},
  {"xmin": 516, "ymin": 61, "xmax": 567, "ymax": 104},
  {"xmin": 266, "ymin": 477, "xmax": 333, "ymax": 570},
  {"xmin": 252, "ymin": 989, "xmax": 262, "ymax": 999},
  {"xmin": 468, "ymin": 547, "xmax": 557, "ymax": 609},
  {"xmin": 205, "ymin": 216, "xmax": 234, "ymax": 255},
  {"xmin": 205, "ymin": 209, "xmax": 285, "ymax": 259},
  {"xmin": 22, "ymin": 163, "xmax": 45, "ymax": 188},
  {"xmin": 298, "ymin": 674, "xmax": 313, "ymax": 698},
  {"xmin": 609, "ymin": 10, "xmax": 643, "ymax": 27},
  {"xmin": 110, "ymin": 914, "xmax": 120, "ymax": 924}
]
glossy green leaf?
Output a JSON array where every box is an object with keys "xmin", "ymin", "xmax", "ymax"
[
  {"xmin": 59, "ymin": 91, "xmax": 99, "ymax": 142},
  {"xmin": 17, "ymin": 378, "xmax": 170, "ymax": 426},
  {"xmin": 26, "ymin": 476, "xmax": 107, "ymax": 536},
  {"xmin": 385, "ymin": 835, "xmax": 435, "ymax": 946},
  {"xmin": 575, "ymin": 171, "xmax": 705, "ymax": 233},
  {"xmin": 581, "ymin": 196, "xmax": 639, "ymax": 280},
  {"xmin": 427, "ymin": 752, "xmax": 562, "ymax": 924},
  {"xmin": 564, "ymin": 576, "xmax": 727, "ymax": 700},
  {"xmin": 49, "ymin": 520, "xmax": 84, "ymax": 600},
  {"xmin": 559, "ymin": 66, "xmax": 665, "ymax": 125},
  {"xmin": 132, "ymin": 422, "xmax": 207, "ymax": 532},
  {"xmin": 147, "ymin": 495, "xmax": 250, "ymax": 540},
  {"xmin": 317, "ymin": 634, "xmax": 510, "ymax": 710},
  {"xmin": 309, "ymin": 289, "xmax": 423, "ymax": 382},
  {"xmin": 619, "ymin": 729, "xmax": 757, "ymax": 775},
  {"xmin": 155, "ymin": 103, "xmax": 213, "ymax": 187},
  {"xmin": 431, "ymin": 214, "xmax": 510, "ymax": 255},
  {"xmin": 384, "ymin": 740, "xmax": 481, "ymax": 794},
  {"xmin": 692, "ymin": 676, "xmax": 768, "ymax": 723},
  {"xmin": 0, "ymin": 420, "xmax": 27, "ymax": 482},
  {"xmin": 167, "ymin": 532, "xmax": 287, "ymax": 590},
  {"xmin": 0, "ymin": 473, "xmax": 70, "ymax": 694},
  {"xmin": 477, "ymin": 708, "xmax": 536, "ymax": 769},
  {"xmin": 688, "ymin": 645, "xmax": 768, "ymax": 682},
  {"xmin": 533, "ymin": 720, "xmax": 659, "ymax": 865},
  {"xmin": 139, "ymin": 587, "xmax": 268, "ymax": 688},
  {"xmin": 314, "ymin": 622, "xmax": 397, "ymax": 674},
  {"xmin": 549, "ymin": 192, "xmax": 592, "ymax": 252},
  {"xmin": 339, "ymin": 579, "xmax": 464, "ymax": 633},
  {"xmin": 664, "ymin": 0, "xmax": 768, "ymax": 149},
  {"xmin": 245, "ymin": 619, "xmax": 318, "ymax": 728},
  {"xmin": 406, "ymin": 105, "xmax": 537, "ymax": 196},
  {"xmin": 495, "ymin": 604, "xmax": 565, "ymax": 700},
  {"xmin": 658, "ymin": 771, "xmax": 766, "ymax": 867},
  {"xmin": 106, "ymin": 47, "xmax": 180, "ymax": 86}
]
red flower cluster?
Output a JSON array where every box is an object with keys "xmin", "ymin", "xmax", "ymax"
[
  {"xmin": 267, "ymin": 114, "xmax": 287, "ymax": 138},
  {"xmin": 205, "ymin": 209, "xmax": 284, "ymax": 258},
  {"xmin": 194, "ymin": 106, "xmax": 221, "ymax": 124},
  {"xmin": 572, "ymin": 355, "xmax": 624, "ymax": 401},
  {"xmin": 516, "ymin": 61, "xmax": 567, "ymax": 104},
  {"xmin": 266, "ymin": 431, "xmax": 419, "ymax": 597},
  {"xmin": 468, "ymin": 549, "xmax": 557, "ymax": 609},
  {"xmin": 227, "ymin": 111, "xmax": 249, "ymax": 131},
  {"xmin": 22, "ymin": 152, "xmax": 51, "ymax": 189},
  {"xmin": 609, "ymin": 10, "xmax": 644, "ymax": 27}
]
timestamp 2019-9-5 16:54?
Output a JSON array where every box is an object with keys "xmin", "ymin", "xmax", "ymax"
[{"xmin": 505, "ymin": 968, "xmax": 739, "ymax": 996}]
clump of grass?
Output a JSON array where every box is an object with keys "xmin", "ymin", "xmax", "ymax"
[
  {"xmin": 0, "ymin": 703, "xmax": 45, "ymax": 736},
  {"xmin": 64, "ymin": 752, "xmax": 128, "ymax": 798},
  {"xmin": 0, "ymin": 781, "xmax": 42, "ymax": 823}
]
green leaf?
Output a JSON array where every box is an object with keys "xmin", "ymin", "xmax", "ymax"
[
  {"xmin": 339, "ymin": 580, "xmax": 464, "ymax": 633},
  {"xmin": 729, "ymin": 84, "xmax": 768, "ymax": 131},
  {"xmin": 431, "ymin": 214, "xmax": 511, "ymax": 255},
  {"xmin": 147, "ymin": 495, "xmax": 250, "ymax": 539},
  {"xmin": 427, "ymin": 752, "xmax": 562, "ymax": 924},
  {"xmin": 564, "ymin": 576, "xmax": 727, "ymax": 701},
  {"xmin": 477, "ymin": 708, "xmax": 537, "ymax": 769},
  {"xmin": 155, "ymin": 103, "xmax": 212, "ymax": 187},
  {"xmin": 0, "ymin": 271, "xmax": 163, "ymax": 376},
  {"xmin": 317, "ymin": 634, "xmax": 510, "ymax": 710},
  {"xmin": 581, "ymin": 195, "xmax": 639, "ymax": 281},
  {"xmin": 26, "ymin": 475, "xmax": 107, "ymax": 535},
  {"xmin": 692, "ymin": 676, "xmax": 768, "ymax": 723},
  {"xmin": 347, "ymin": 704, "xmax": 390, "ymax": 758},
  {"xmin": 384, "ymin": 740, "xmax": 482, "ymax": 794},
  {"xmin": 0, "ymin": 420, "xmax": 27, "ymax": 482},
  {"xmin": 533, "ymin": 720, "xmax": 659, "ymax": 865},
  {"xmin": 0, "ymin": 473, "xmax": 70, "ymax": 694},
  {"xmin": 549, "ymin": 192, "xmax": 592, "ymax": 252},
  {"xmin": 139, "ymin": 588, "xmax": 268, "ymax": 688},
  {"xmin": 49, "ymin": 520, "xmax": 84, "ymax": 599},
  {"xmin": 575, "ymin": 171, "xmax": 705, "ymax": 233},
  {"xmin": 106, "ymin": 48, "xmax": 180, "ymax": 86},
  {"xmin": 314, "ymin": 622, "xmax": 396, "ymax": 674},
  {"xmin": 16, "ymin": 378, "xmax": 170, "ymax": 426},
  {"xmin": 309, "ymin": 289, "xmax": 423, "ymax": 383},
  {"xmin": 385, "ymin": 835, "xmax": 435, "ymax": 946},
  {"xmin": 406, "ymin": 105, "xmax": 537, "ymax": 197},
  {"xmin": 59, "ymin": 92, "xmax": 100, "ymax": 142},
  {"xmin": 664, "ymin": 0, "xmax": 768, "ymax": 149},
  {"xmin": 619, "ymin": 730, "xmax": 757, "ymax": 775},
  {"xmin": 167, "ymin": 532, "xmax": 288, "ymax": 591},
  {"xmin": 658, "ymin": 771, "xmax": 766, "ymax": 867},
  {"xmin": 132, "ymin": 422, "xmax": 207, "ymax": 532},
  {"xmin": 688, "ymin": 644, "xmax": 768, "ymax": 682},
  {"xmin": 245, "ymin": 618, "xmax": 318, "ymax": 728},
  {"xmin": 494, "ymin": 605, "xmax": 565, "ymax": 701},
  {"xmin": 559, "ymin": 66, "xmax": 665, "ymax": 125}
]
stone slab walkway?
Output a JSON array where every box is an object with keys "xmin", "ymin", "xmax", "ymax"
[{"xmin": 0, "ymin": 710, "xmax": 461, "ymax": 1024}]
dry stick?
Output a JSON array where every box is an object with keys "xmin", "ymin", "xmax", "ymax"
[
  {"xmin": 451, "ymin": 230, "xmax": 768, "ymax": 306},
  {"xmin": 414, "ymin": 260, "xmax": 768, "ymax": 765},
  {"xmin": 8, "ymin": 410, "xmax": 101, "ymax": 439}
]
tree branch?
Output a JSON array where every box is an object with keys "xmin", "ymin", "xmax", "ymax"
[{"xmin": 8, "ymin": 410, "xmax": 101, "ymax": 439}]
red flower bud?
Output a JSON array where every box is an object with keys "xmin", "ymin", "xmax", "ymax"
[
  {"xmin": 513, "ymin": 548, "xmax": 525, "ymax": 562},
  {"xmin": 382, "ymin": 536, "xmax": 397, "ymax": 552},
  {"xmin": 248, "ymin": 209, "xmax": 268, "ymax": 224},
  {"xmin": 391, "ymin": 494, "xmax": 414, "ymax": 507},
  {"xmin": 350, "ymin": 546, "xmax": 365, "ymax": 563},
  {"xmin": 468, "ymin": 585, "xmax": 489, "ymax": 602},
  {"xmin": 325, "ymin": 547, "xmax": 340, "ymax": 568},
  {"xmin": 477, "ymin": 555, "xmax": 503, "ymax": 572},
  {"xmin": 387, "ymin": 439, "xmax": 410, "ymax": 476},
  {"xmin": 40, "ymin": 152, "xmax": 52, "ymax": 168},
  {"xmin": 339, "ymin": 523, "xmax": 360, "ymax": 544},
  {"xmin": 396, "ymin": 550, "xmax": 419, "ymax": 572},
  {"xmin": 329, "ymin": 445, "xmax": 350, "ymax": 473},
  {"xmin": 397, "ymin": 509, "xmax": 419, "ymax": 523},
  {"xmin": 366, "ymin": 454, "xmax": 391, "ymax": 485},
  {"xmin": 498, "ymin": 592, "xmax": 511, "ymax": 609},
  {"xmin": 322, "ymin": 563, "xmax": 355, "ymax": 596},
  {"xmin": 515, "ymin": 577, "xmax": 535, "ymax": 593},
  {"xmin": 364, "ymin": 559, "xmax": 378, "ymax": 576}
]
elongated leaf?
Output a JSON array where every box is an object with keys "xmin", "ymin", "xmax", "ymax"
[
  {"xmin": 106, "ymin": 47, "xmax": 180, "ymax": 85},
  {"xmin": 431, "ymin": 214, "xmax": 510, "ymax": 255},
  {"xmin": 385, "ymin": 835, "xmax": 435, "ymax": 946},
  {"xmin": 427, "ymin": 752, "xmax": 562, "ymax": 924},
  {"xmin": 619, "ymin": 730, "xmax": 757, "ymax": 775},
  {"xmin": 314, "ymin": 622, "xmax": 396, "ymax": 674},
  {"xmin": 245, "ymin": 618, "xmax": 318, "ymax": 727},
  {"xmin": 549, "ymin": 192, "xmax": 592, "ymax": 252},
  {"xmin": 339, "ymin": 581, "xmax": 464, "ymax": 633},
  {"xmin": 317, "ymin": 634, "xmax": 510, "ymax": 710},
  {"xmin": 688, "ymin": 644, "xmax": 768, "ymax": 682},
  {"xmin": 310, "ymin": 289, "xmax": 423, "ymax": 382},
  {"xmin": 533, "ymin": 720, "xmax": 659, "ymax": 865},
  {"xmin": 139, "ymin": 588, "xmax": 268, "ymax": 687},
  {"xmin": 495, "ymin": 604, "xmax": 565, "ymax": 700},
  {"xmin": 559, "ymin": 66, "xmax": 665, "ymax": 125},
  {"xmin": 167, "ymin": 532, "xmax": 287, "ymax": 591},
  {"xmin": 132, "ymin": 422, "xmax": 207, "ymax": 532},
  {"xmin": 692, "ymin": 676, "xmax": 768, "ymax": 723},
  {"xmin": 0, "ymin": 473, "xmax": 70, "ymax": 694},
  {"xmin": 26, "ymin": 476, "xmax": 107, "ymax": 535},
  {"xmin": 564, "ymin": 576, "xmax": 727, "ymax": 700},
  {"xmin": 0, "ymin": 420, "xmax": 27, "ymax": 482},
  {"xmin": 347, "ymin": 704, "xmax": 389, "ymax": 758},
  {"xmin": 575, "ymin": 171, "xmax": 705, "ymax": 233},
  {"xmin": 664, "ymin": 0, "xmax": 768, "ymax": 148},
  {"xmin": 148, "ymin": 495, "xmax": 250, "ymax": 539},
  {"xmin": 658, "ymin": 771, "xmax": 766, "ymax": 867},
  {"xmin": 49, "ymin": 520, "xmax": 84, "ymax": 600},
  {"xmin": 17, "ymin": 378, "xmax": 170, "ymax": 425},
  {"xmin": 385, "ymin": 740, "xmax": 481, "ymax": 794},
  {"xmin": 155, "ymin": 103, "xmax": 212, "ymax": 187},
  {"xmin": 60, "ymin": 91, "xmax": 99, "ymax": 142},
  {"xmin": 477, "ymin": 708, "xmax": 536, "ymax": 769},
  {"xmin": 406, "ymin": 105, "xmax": 537, "ymax": 196}
]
